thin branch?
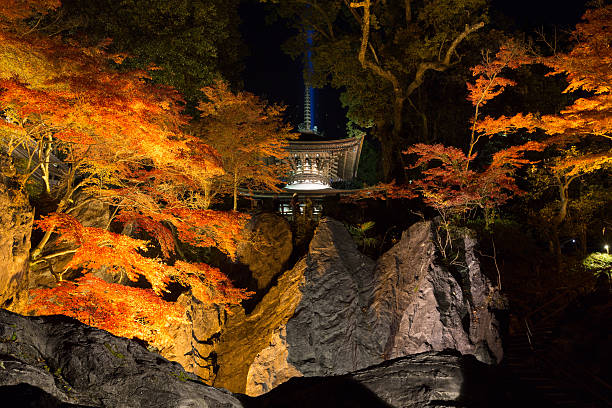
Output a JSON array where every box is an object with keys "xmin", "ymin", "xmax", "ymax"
[
  {"xmin": 405, "ymin": 0, "xmax": 411, "ymax": 26},
  {"xmin": 36, "ymin": 248, "xmax": 78, "ymax": 262},
  {"xmin": 477, "ymin": 238, "xmax": 502, "ymax": 290}
]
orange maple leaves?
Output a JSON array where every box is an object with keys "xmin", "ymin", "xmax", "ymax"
[
  {"xmin": 28, "ymin": 274, "xmax": 187, "ymax": 349},
  {"xmin": 406, "ymin": 6, "xmax": 611, "ymax": 224},
  {"xmin": 0, "ymin": 2, "xmax": 253, "ymax": 348},
  {"xmin": 469, "ymin": 6, "xmax": 612, "ymax": 145}
]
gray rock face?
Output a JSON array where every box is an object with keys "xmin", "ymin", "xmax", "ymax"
[
  {"xmin": 349, "ymin": 352, "xmax": 467, "ymax": 407},
  {"xmin": 237, "ymin": 213, "xmax": 293, "ymax": 289},
  {"xmin": 0, "ymin": 309, "xmax": 243, "ymax": 408},
  {"xmin": 0, "ymin": 155, "xmax": 33, "ymax": 308},
  {"xmin": 284, "ymin": 219, "xmax": 502, "ymax": 377},
  {"xmin": 368, "ymin": 221, "xmax": 503, "ymax": 364},
  {"xmin": 284, "ymin": 218, "xmax": 377, "ymax": 376},
  {"xmin": 245, "ymin": 351, "xmax": 497, "ymax": 408},
  {"xmin": 215, "ymin": 218, "xmax": 503, "ymax": 395}
]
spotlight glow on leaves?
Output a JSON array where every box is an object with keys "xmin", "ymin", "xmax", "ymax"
[{"xmin": 0, "ymin": 2, "xmax": 252, "ymax": 348}]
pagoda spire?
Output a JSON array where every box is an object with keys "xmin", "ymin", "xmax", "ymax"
[
  {"xmin": 304, "ymin": 82, "xmax": 312, "ymax": 130},
  {"xmin": 300, "ymin": 28, "xmax": 317, "ymax": 133}
]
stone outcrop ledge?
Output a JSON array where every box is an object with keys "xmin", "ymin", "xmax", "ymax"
[{"xmin": 0, "ymin": 309, "xmax": 243, "ymax": 408}]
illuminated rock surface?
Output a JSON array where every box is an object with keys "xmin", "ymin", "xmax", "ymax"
[
  {"xmin": 213, "ymin": 218, "xmax": 503, "ymax": 395},
  {"xmin": 0, "ymin": 155, "xmax": 33, "ymax": 309},
  {"xmin": 239, "ymin": 351, "xmax": 498, "ymax": 408},
  {"xmin": 0, "ymin": 309, "xmax": 243, "ymax": 408},
  {"xmin": 367, "ymin": 221, "xmax": 504, "ymax": 364},
  {"xmin": 237, "ymin": 212, "xmax": 293, "ymax": 289},
  {"xmin": 162, "ymin": 294, "xmax": 226, "ymax": 384}
]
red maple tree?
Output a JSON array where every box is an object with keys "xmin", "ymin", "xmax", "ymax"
[
  {"xmin": 404, "ymin": 39, "xmax": 542, "ymax": 227},
  {"xmin": 468, "ymin": 5, "xmax": 612, "ymax": 265},
  {"xmin": 0, "ymin": 2, "xmax": 252, "ymax": 347}
]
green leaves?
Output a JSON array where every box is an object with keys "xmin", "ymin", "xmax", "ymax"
[
  {"xmin": 583, "ymin": 252, "xmax": 612, "ymax": 280},
  {"xmin": 48, "ymin": 0, "xmax": 244, "ymax": 104}
]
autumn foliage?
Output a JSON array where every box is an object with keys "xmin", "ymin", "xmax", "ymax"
[
  {"xmin": 29, "ymin": 274, "xmax": 187, "ymax": 350},
  {"xmin": 0, "ymin": 2, "xmax": 254, "ymax": 347},
  {"xmin": 195, "ymin": 80, "xmax": 296, "ymax": 210},
  {"xmin": 399, "ymin": 39, "xmax": 540, "ymax": 225},
  {"xmin": 405, "ymin": 142, "xmax": 544, "ymax": 224}
]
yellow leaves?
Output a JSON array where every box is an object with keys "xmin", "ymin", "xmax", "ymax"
[
  {"xmin": 195, "ymin": 80, "xmax": 297, "ymax": 198},
  {"xmin": 1, "ymin": 8, "xmax": 255, "ymax": 348},
  {"xmin": 553, "ymin": 149, "xmax": 612, "ymax": 178},
  {"xmin": 0, "ymin": 0, "xmax": 60, "ymax": 22}
]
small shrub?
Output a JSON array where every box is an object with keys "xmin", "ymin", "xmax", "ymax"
[{"xmin": 583, "ymin": 252, "xmax": 612, "ymax": 280}]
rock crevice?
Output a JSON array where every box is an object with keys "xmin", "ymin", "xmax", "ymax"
[{"xmin": 214, "ymin": 218, "xmax": 503, "ymax": 395}]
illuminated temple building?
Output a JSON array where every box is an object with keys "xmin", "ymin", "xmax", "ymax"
[
  {"xmin": 242, "ymin": 82, "xmax": 364, "ymax": 217},
  {"xmin": 242, "ymin": 28, "xmax": 364, "ymax": 215},
  {"xmin": 284, "ymin": 81, "xmax": 363, "ymax": 190},
  {"xmin": 283, "ymin": 136, "xmax": 364, "ymax": 190}
]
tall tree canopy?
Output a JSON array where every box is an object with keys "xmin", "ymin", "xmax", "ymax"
[
  {"xmin": 0, "ymin": 1, "xmax": 251, "ymax": 348},
  {"xmin": 195, "ymin": 81, "xmax": 296, "ymax": 211},
  {"xmin": 265, "ymin": 0, "xmax": 488, "ymax": 180},
  {"xmin": 43, "ymin": 0, "xmax": 245, "ymax": 104}
]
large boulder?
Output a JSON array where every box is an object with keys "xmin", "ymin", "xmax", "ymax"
[
  {"xmin": 367, "ymin": 221, "xmax": 504, "ymax": 364},
  {"xmin": 241, "ymin": 351, "xmax": 498, "ymax": 408},
  {"xmin": 237, "ymin": 212, "xmax": 293, "ymax": 289},
  {"xmin": 213, "ymin": 257, "xmax": 311, "ymax": 395},
  {"xmin": 0, "ymin": 155, "xmax": 33, "ymax": 308},
  {"xmin": 0, "ymin": 308, "xmax": 243, "ymax": 408},
  {"xmin": 213, "ymin": 218, "xmax": 503, "ymax": 395}
]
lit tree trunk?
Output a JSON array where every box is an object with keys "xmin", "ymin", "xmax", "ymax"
[
  {"xmin": 39, "ymin": 134, "xmax": 52, "ymax": 194},
  {"xmin": 31, "ymin": 164, "xmax": 80, "ymax": 261},
  {"xmin": 203, "ymin": 179, "xmax": 212, "ymax": 210},
  {"xmin": 233, "ymin": 170, "xmax": 238, "ymax": 211},
  {"xmin": 349, "ymin": 0, "xmax": 483, "ymax": 181}
]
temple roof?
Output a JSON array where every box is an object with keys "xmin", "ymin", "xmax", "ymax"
[{"xmin": 285, "ymin": 134, "xmax": 364, "ymax": 183}]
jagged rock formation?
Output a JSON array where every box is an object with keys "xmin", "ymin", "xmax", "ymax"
[
  {"xmin": 214, "ymin": 258, "xmax": 309, "ymax": 394},
  {"xmin": 367, "ymin": 221, "xmax": 504, "ymax": 364},
  {"xmin": 0, "ymin": 155, "xmax": 33, "ymax": 308},
  {"xmin": 213, "ymin": 218, "xmax": 503, "ymax": 395},
  {"xmin": 162, "ymin": 294, "xmax": 227, "ymax": 384},
  {"xmin": 0, "ymin": 308, "xmax": 243, "ymax": 408},
  {"xmin": 0, "ymin": 307, "xmax": 500, "ymax": 408},
  {"xmin": 241, "ymin": 351, "xmax": 498, "ymax": 408},
  {"xmin": 237, "ymin": 212, "xmax": 293, "ymax": 289}
]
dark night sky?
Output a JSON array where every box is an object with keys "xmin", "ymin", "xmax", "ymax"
[
  {"xmin": 238, "ymin": 0, "xmax": 590, "ymax": 138},
  {"xmin": 239, "ymin": 1, "xmax": 349, "ymax": 139}
]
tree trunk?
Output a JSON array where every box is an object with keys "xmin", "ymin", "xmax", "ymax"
[
  {"xmin": 551, "ymin": 179, "xmax": 570, "ymax": 272},
  {"xmin": 40, "ymin": 135, "xmax": 52, "ymax": 194},
  {"xmin": 233, "ymin": 171, "xmax": 238, "ymax": 211},
  {"xmin": 579, "ymin": 224, "xmax": 587, "ymax": 257},
  {"xmin": 377, "ymin": 94, "xmax": 407, "ymax": 182},
  {"xmin": 377, "ymin": 128, "xmax": 399, "ymax": 182},
  {"xmin": 551, "ymin": 225, "xmax": 562, "ymax": 272}
]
